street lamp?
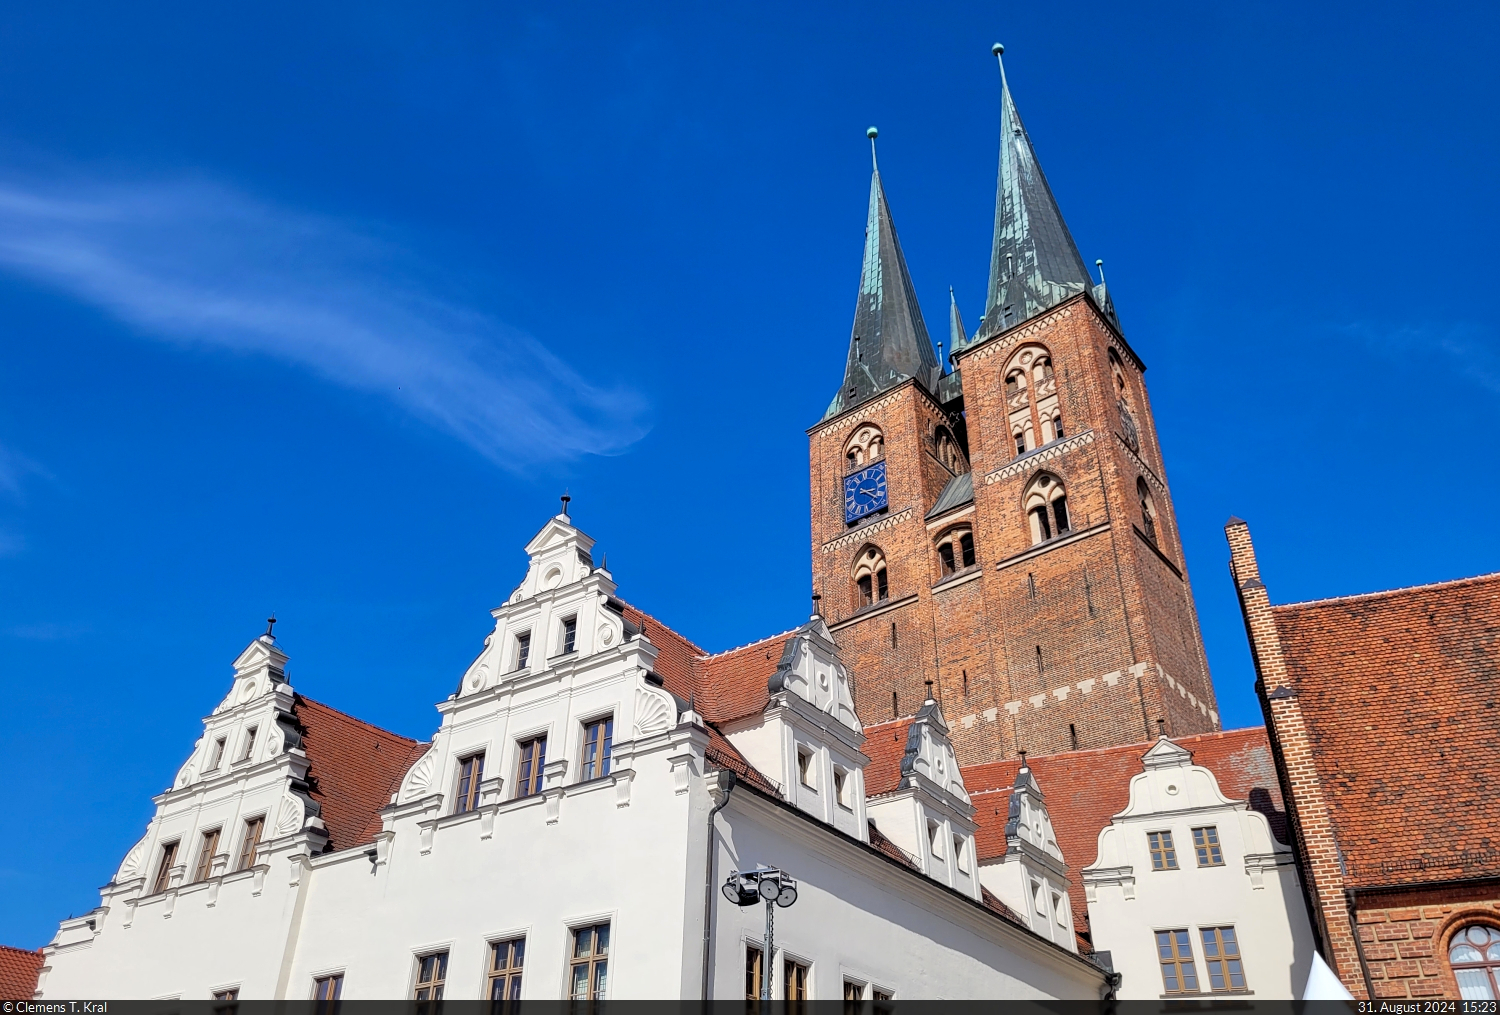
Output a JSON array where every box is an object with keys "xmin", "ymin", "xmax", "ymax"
[{"xmin": 722, "ymin": 867, "xmax": 798, "ymax": 1000}]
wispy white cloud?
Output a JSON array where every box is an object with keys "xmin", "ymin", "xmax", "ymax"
[
  {"xmin": 0, "ymin": 176, "xmax": 649, "ymax": 468},
  {"xmin": 1341, "ymin": 321, "xmax": 1500, "ymax": 395}
]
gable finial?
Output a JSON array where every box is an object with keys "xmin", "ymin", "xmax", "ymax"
[
  {"xmin": 811, "ymin": 592, "xmax": 823, "ymax": 617},
  {"xmin": 992, "ymin": 42, "xmax": 1007, "ymax": 90},
  {"xmin": 1018, "ymin": 747, "xmax": 1028, "ymax": 769},
  {"xmin": 1095, "ymin": 258, "xmax": 1107, "ymax": 285},
  {"xmin": 264, "ymin": 614, "xmax": 277, "ymax": 640},
  {"xmin": 560, "ymin": 490, "xmax": 571, "ymax": 519},
  {"xmin": 867, "ymin": 125, "xmax": 879, "ymax": 171},
  {"xmin": 923, "ymin": 678, "xmax": 935, "ymax": 704},
  {"xmin": 1156, "ymin": 717, "xmax": 1167, "ymax": 738}
]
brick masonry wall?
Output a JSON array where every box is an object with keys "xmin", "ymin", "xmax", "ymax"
[
  {"xmin": 810, "ymin": 295, "xmax": 1218, "ymax": 767},
  {"xmin": 1356, "ymin": 889, "xmax": 1500, "ymax": 999}
]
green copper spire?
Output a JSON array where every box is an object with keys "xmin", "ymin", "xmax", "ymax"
[
  {"xmin": 824, "ymin": 128, "xmax": 941, "ymax": 420},
  {"xmin": 979, "ymin": 44, "xmax": 1097, "ymax": 338},
  {"xmin": 948, "ymin": 286, "xmax": 967, "ymax": 367}
]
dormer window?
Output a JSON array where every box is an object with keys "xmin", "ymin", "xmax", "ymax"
[
  {"xmin": 833, "ymin": 767, "xmax": 850, "ymax": 808},
  {"xmin": 561, "ymin": 617, "xmax": 577, "ymax": 655},
  {"xmin": 515, "ymin": 631, "xmax": 531, "ymax": 671},
  {"xmin": 207, "ymin": 737, "xmax": 226, "ymax": 771},
  {"xmin": 1192, "ymin": 826, "xmax": 1224, "ymax": 866},
  {"xmin": 152, "ymin": 841, "xmax": 179, "ymax": 893},
  {"xmin": 954, "ymin": 836, "xmax": 968, "ymax": 872},
  {"xmin": 797, "ymin": 748, "xmax": 815, "ymax": 788},
  {"xmin": 927, "ymin": 820, "xmax": 943, "ymax": 859},
  {"xmin": 239, "ymin": 727, "xmax": 257, "ymax": 763}
]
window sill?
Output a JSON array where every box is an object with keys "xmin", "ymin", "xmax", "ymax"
[
  {"xmin": 932, "ymin": 565, "xmax": 983, "ymax": 592},
  {"xmin": 994, "ymin": 521, "xmax": 1110, "ymax": 571},
  {"xmin": 827, "ymin": 592, "xmax": 919, "ymax": 632},
  {"xmin": 1132, "ymin": 524, "xmax": 1183, "ymax": 578}
]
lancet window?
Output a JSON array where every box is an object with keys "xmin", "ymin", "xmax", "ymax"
[
  {"xmin": 853, "ymin": 545, "xmax": 889, "ymax": 608},
  {"xmin": 936, "ymin": 527, "xmax": 976, "ymax": 578},
  {"xmin": 1023, "ymin": 473, "xmax": 1071, "ymax": 545},
  {"xmin": 845, "ymin": 424, "xmax": 884, "ymax": 471},
  {"xmin": 1004, "ymin": 345, "xmax": 1064, "ymax": 458}
]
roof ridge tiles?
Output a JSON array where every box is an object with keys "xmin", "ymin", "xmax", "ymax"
[
  {"xmin": 294, "ymin": 694, "xmax": 422, "ymax": 745},
  {"xmin": 1270, "ymin": 569, "xmax": 1500, "ymax": 610},
  {"xmin": 697, "ymin": 626, "xmax": 802, "ymax": 660}
]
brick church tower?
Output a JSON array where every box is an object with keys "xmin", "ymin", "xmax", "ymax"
[{"xmin": 809, "ymin": 50, "xmax": 1217, "ymax": 765}]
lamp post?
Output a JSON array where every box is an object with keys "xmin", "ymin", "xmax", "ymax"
[{"xmin": 722, "ymin": 866, "xmax": 799, "ymax": 1000}]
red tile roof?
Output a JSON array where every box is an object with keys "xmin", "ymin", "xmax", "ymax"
[
  {"xmin": 961, "ymin": 727, "xmax": 1285, "ymax": 940},
  {"xmin": 0, "ymin": 945, "xmax": 42, "ymax": 1000},
  {"xmin": 862, "ymin": 716, "xmax": 915, "ymax": 796},
  {"xmin": 867, "ymin": 818, "xmax": 919, "ymax": 869},
  {"xmin": 1271, "ymin": 572, "xmax": 1500, "ymax": 887},
  {"xmin": 294, "ymin": 696, "xmax": 429, "ymax": 851}
]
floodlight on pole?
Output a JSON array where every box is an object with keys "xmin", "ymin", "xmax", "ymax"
[{"xmin": 721, "ymin": 866, "xmax": 799, "ymax": 1000}]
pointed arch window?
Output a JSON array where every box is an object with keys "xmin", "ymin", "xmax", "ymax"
[
  {"xmin": 853, "ymin": 546, "xmax": 889, "ymax": 608},
  {"xmin": 845, "ymin": 424, "xmax": 884, "ymax": 471},
  {"xmin": 1111, "ymin": 348, "xmax": 1141, "ymax": 452},
  {"xmin": 936, "ymin": 527, "xmax": 976, "ymax": 578},
  {"xmin": 1023, "ymin": 474, "xmax": 1071, "ymax": 545},
  {"xmin": 933, "ymin": 425, "xmax": 965, "ymax": 474},
  {"xmin": 1137, "ymin": 477, "xmax": 1158, "ymax": 544},
  {"xmin": 1004, "ymin": 345, "xmax": 1064, "ymax": 457}
]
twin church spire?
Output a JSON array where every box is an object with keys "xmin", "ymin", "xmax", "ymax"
[{"xmin": 826, "ymin": 45, "xmax": 1105, "ymax": 419}]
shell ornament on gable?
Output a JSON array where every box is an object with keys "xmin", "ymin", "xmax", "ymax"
[
  {"xmin": 274, "ymin": 795, "xmax": 305, "ymax": 836},
  {"xmin": 633, "ymin": 686, "xmax": 675, "ymax": 738},
  {"xmin": 116, "ymin": 834, "xmax": 149, "ymax": 882},
  {"xmin": 398, "ymin": 745, "xmax": 437, "ymax": 802}
]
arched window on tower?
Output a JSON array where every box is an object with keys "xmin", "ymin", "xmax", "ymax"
[
  {"xmin": 936, "ymin": 527, "xmax": 977, "ymax": 578},
  {"xmin": 852, "ymin": 546, "xmax": 889, "ymax": 609},
  {"xmin": 1023, "ymin": 474, "xmax": 1071, "ymax": 545},
  {"xmin": 1110, "ymin": 348, "xmax": 1141, "ymax": 452},
  {"xmin": 1004, "ymin": 345, "xmax": 1064, "ymax": 457},
  {"xmin": 845, "ymin": 424, "xmax": 884, "ymax": 470},
  {"xmin": 1449, "ymin": 924, "xmax": 1500, "ymax": 999},
  {"xmin": 1137, "ymin": 477, "xmax": 1158, "ymax": 544},
  {"xmin": 934, "ymin": 425, "xmax": 966, "ymax": 474}
]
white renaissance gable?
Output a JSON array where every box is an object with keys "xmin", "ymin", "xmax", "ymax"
[{"xmin": 766, "ymin": 616, "xmax": 861, "ymax": 731}]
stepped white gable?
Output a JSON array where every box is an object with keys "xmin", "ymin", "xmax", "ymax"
[
  {"xmin": 865, "ymin": 695, "xmax": 981, "ymax": 899},
  {"xmin": 977, "ymin": 762, "xmax": 1076, "ymax": 950}
]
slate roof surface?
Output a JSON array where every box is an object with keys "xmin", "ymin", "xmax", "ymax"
[
  {"xmin": 293, "ymin": 696, "xmax": 429, "ymax": 850},
  {"xmin": 925, "ymin": 471, "xmax": 974, "ymax": 521},
  {"xmin": 1271, "ymin": 572, "xmax": 1500, "ymax": 887},
  {"xmin": 960, "ymin": 727, "xmax": 1285, "ymax": 941},
  {"xmin": 0, "ymin": 945, "xmax": 42, "ymax": 1000}
]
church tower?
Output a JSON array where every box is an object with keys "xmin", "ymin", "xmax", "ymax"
[{"xmin": 809, "ymin": 50, "xmax": 1217, "ymax": 766}]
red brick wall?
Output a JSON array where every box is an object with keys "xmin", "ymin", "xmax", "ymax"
[
  {"xmin": 1357, "ymin": 890, "xmax": 1500, "ymax": 999},
  {"xmin": 810, "ymin": 295, "xmax": 1218, "ymax": 766}
]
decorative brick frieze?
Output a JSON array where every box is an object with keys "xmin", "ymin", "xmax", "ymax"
[{"xmin": 983, "ymin": 430, "xmax": 1096, "ymax": 484}]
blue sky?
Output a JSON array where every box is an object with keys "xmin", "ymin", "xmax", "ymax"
[{"xmin": 2, "ymin": 2, "xmax": 1497, "ymax": 947}]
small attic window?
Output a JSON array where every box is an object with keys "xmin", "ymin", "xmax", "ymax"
[
  {"xmin": 797, "ymin": 748, "xmax": 815, "ymax": 788},
  {"xmin": 954, "ymin": 835, "xmax": 968, "ymax": 872},
  {"xmin": 515, "ymin": 631, "xmax": 531, "ymax": 670},
  {"xmin": 560, "ymin": 617, "xmax": 577, "ymax": 655},
  {"xmin": 833, "ymin": 767, "xmax": 850, "ymax": 808},
  {"xmin": 239, "ymin": 727, "xmax": 257, "ymax": 763},
  {"xmin": 927, "ymin": 820, "xmax": 942, "ymax": 859},
  {"xmin": 207, "ymin": 737, "xmax": 226, "ymax": 771}
]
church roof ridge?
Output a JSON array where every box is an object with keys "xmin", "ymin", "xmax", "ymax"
[{"xmin": 697, "ymin": 626, "xmax": 802, "ymax": 661}]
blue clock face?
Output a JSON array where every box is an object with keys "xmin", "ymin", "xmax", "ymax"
[{"xmin": 844, "ymin": 460, "xmax": 889, "ymax": 523}]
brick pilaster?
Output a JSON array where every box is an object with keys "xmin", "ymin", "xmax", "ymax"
[{"xmin": 1226, "ymin": 518, "xmax": 1368, "ymax": 998}]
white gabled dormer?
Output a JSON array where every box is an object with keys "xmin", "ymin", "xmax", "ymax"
[
  {"xmin": 721, "ymin": 615, "xmax": 870, "ymax": 840},
  {"xmin": 977, "ymin": 761, "xmax": 1076, "ymax": 950},
  {"xmin": 865, "ymin": 692, "xmax": 981, "ymax": 899},
  {"xmin": 1082, "ymin": 736, "xmax": 1312, "ymax": 998}
]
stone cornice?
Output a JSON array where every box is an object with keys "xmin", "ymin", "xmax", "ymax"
[
  {"xmin": 983, "ymin": 430, "xmax": 1095, "ymax": 485},
  {"xmin": 821, "ymin": 508, "xmax": 914, "ymax": 553}
]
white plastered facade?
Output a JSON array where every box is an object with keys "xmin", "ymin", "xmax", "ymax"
[
  {"xmin": 36, "ymin": 512, "xmax": 1106, "ymax": 1001},
  {"xmin": 1081, "ymin": 737, "xmax": 1316, "ymax": 999}
]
